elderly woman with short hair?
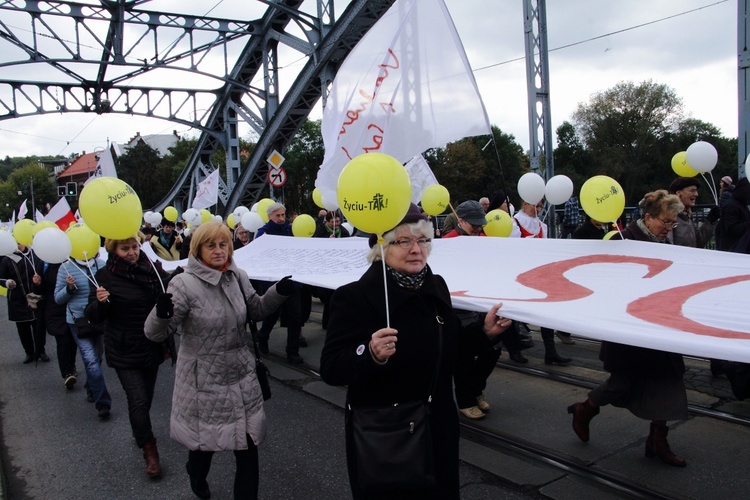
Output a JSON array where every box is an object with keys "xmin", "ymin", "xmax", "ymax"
[
  {"xmin": 568, "ymin": 190, "xmax": 689, "ymax": 467},
  {"xmin": 320, "ymin": 204, "xmax": 509, "ymax": 498},
  {"xmin": 145, "ymin": 221, "xmax": 292, "ymax": 499}
]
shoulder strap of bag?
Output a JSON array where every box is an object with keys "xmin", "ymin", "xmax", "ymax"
[
  {"xmin": 9, "ymin": 259, "xmax": 29, "ymax": 296},
  {"xmin": 427, "ymin": 304, "xmax": 444, "ymax": 405}
]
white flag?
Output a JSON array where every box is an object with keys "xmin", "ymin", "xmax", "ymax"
[
  {"xmin": 404, "ymin": 155, "xmax": 439, "ymax": 204},
  {"xmin": 86, "ymin": 148, "xmax": 118, "ymax": 186},
  {"xmin": 192, "ymin": 169, "xmax": 220, "ymax": 210},
  {"xmin": 315, "ymin": 0, "xmax": 491, "ymax": 203},
  {"xmin": 17, "ymin": 199, "xmax": 28, "ymax": 220},
  {"xmin": 34, "ymin": 209, "xmax": 44, "ymax": 222}
]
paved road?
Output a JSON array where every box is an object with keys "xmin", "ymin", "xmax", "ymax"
[{"xmin": 0, "ymin": 300, "xmax": 525, "ymax": 500}]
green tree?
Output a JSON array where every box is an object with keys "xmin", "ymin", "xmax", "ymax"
[
  {"xmin": 572, "ymin": 80, "xmax": 686, "ymax": 204},
  {"xmin": 553, "ymin": 121, "xmax": 596, "ymax": 195},
  {"xmin": 117, "ymin": 143, "xmax": 171, "ymax": 208},
  {"xmin": 432, "ymin": 139, "xmax": 487, "ymax": 204},
  {"xmin": 0, "ymin": 163, "xmax": 57, "ymax": 220},
  {"xmin": 281, "ymin": 119, "xmax": 325, "ymax": 216}
]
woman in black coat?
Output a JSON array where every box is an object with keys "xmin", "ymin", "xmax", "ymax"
[
  {"xmin": 568, "ymin": 190, "xmax": 689, "ymax": 467},
  {"xmin": 0, "ymin": 244, "xmax": 48, "ymax": 363},
  {"xmin": 320, "ymin": 204, "xmax": 509, "ymax": 499},
  {"xmin": 86, "ymin": 234, "xmax": 175, "ymax": 478}
]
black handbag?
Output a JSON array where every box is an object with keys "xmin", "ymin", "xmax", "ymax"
[
  {"xmin": 70, "ymin": 310, "xmax": 104, "ymax": 339},
  {"xmin": 347, "ymin": 310, "xmax": 444, "ymax": 492},
  {"xmin": 238, "ymin": 278, "xmax": 272, "ymax": 400}
]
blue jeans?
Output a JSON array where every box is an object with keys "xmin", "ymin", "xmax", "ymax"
[{"xmin": 70, "ymin": 324, "xmax": 111, "ymax": 410}]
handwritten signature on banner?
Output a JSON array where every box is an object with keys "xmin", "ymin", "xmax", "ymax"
[{"xmin": 337, "ymin": 48, "xmax": 400, "ymax": 160}]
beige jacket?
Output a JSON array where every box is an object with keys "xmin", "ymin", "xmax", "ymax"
[{"xmin": 145, "ymin": 256, "xmax": 285, "ymax": 451}]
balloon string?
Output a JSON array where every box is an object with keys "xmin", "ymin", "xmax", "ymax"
[
  {"xmin": 81, "ymin": 254, "xmax": 100, "ymax": 289},
  {"xmin": 615, "ymin": 223, "xmax": 624, "ymax": 240},
  {"xmin": 379, "ymin": 241, "xmax": 390, "ymax": 329},
  {"xmin": 146, "ymin": 255, "xmax": 166, "ymax": 293},
  {"xmin": 703, "ymin": 171, "xmax": 719, "ymax": 206}
]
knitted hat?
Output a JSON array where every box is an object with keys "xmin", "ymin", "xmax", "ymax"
[
  {"xmin": 368, "ymin": 203, "xmax": 428, "ymax": 247},
  {"xmin": 721, "ymin": 176, "xmax": 733, "ymax": 186},
  {"xmin": 668, "ymin": 177, "xmax": 700, "ymax": 194}
]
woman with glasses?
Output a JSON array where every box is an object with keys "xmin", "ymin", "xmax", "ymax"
[
  {"xmin": 567, "ymin": 189, "xmax": 689, "ymax": 467},
  {"xmin": 321, "ymin": 203, "xmax": 509, "ymax": 498}
]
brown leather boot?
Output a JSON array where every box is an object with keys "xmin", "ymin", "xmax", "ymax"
[
  {"xmin": 143, "ymin": 439, "xmax": 162, "ymax": 477},
  {"xmin": 567, "ymin": 399, "xmax": 599, "ymax": 442},
  {"xmin": 645, "ymin": 421, "xmax": 686, "ymax": 467}
]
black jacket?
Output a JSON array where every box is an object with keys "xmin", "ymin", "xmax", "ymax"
[{"xmin": 0, "ymin": 250, "xmax": 43, "ymax": 322}]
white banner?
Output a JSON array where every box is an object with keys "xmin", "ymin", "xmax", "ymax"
[
  {"xmin": 151, "ymin": 235, "xmax": 750, "ymax": 363},
  {"xmin": 191, "ymin": 169, "xmax": 220, "ymax": 210},
  {"xmin": 315, "ymin": 0, "xmax": 491, "ymax": 205}
]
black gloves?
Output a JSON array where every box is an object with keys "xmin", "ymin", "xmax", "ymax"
[
  {"xmin": 275, "ymin": 275, "xmax": 295, "ymax": 296},
  {"xmin": 707, "ymin": 205, "xmax": 721, "ymax": 224},
  {"xmin": 156, "ymin": 293, "xmax": 174, "ymax": 319}
]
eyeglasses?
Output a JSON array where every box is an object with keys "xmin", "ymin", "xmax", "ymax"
[
  {"xmin": 659, "ymin": 218, "xmax": 678, "ymax": 229},
  {"xmin": 682, "ymin": 188, "xmax": 699, "ymax": 194},
  {"xmin": 389, "ymin": 238, "xmax": 432, "ymax": 249}
]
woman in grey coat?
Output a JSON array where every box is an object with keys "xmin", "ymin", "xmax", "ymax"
[{"xmin": 145, "ymin": 221, "xmax": 292, "ymax": 500}]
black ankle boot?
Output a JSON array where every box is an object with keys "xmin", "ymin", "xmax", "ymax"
[
  {"xmin": 186, "ymin": 462, "xmax": 211, "ymax": 499},
  {"xmin": 542, "ymin": 328, "xmax": 571, "ymax": 365}
]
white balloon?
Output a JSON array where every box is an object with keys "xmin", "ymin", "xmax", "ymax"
[
  {"xmin": 321, "ymin": 192, "xmax": 339, "ymax": 211},
  {"xmin": 685, "ymin": 141, "xmax": 718, "ymax": 173},
  {"xmin": 241, "ymin": 212, "xmax": 264, "ymax": 232},
  {"xmin": 341, "ymin": 222, "xmax": 354, "ymax": 235},
  {"xmin": 233, "ymin": 206, "xmax": 250, "ymax": 219},
  {"xmin": 143, "ymin": 211, "xmax": 154, "ymax": 224},
  {"xmin": 544, "ymin": 175, "xmax": 574, "ymax": 205},
  {"xmin": 517, "ymin": 172, "xmax": 546, "ymax": 204},
  {"xmin": 250, "ymin": 203, "xmax": 259, "ymax": 213},
  {"xmin": 148, "ymin": 212, "xmax": 163, "ymax": 226},
  {"xmin": 183, "ymin": 208, "xmax": 202, "ymax": 227},
  {"xmin": 183, "ymin": 228, "xmax": 192, "ymax": 237},
  {"xmin": 32, "ymin": 227, "xmax": 72, "ymax": 264},
  {"xmin": 0, "ymin": 229, "xmax": 17, "ymax": 256},
  {"xmin": 213, "ymin": 215, "xmax": 223, "ymax": 223}
]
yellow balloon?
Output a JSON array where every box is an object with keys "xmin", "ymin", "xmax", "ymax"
[
  {"xmin": 421, "ymin": 184, "xmax": 450, "ymax": 216},
  {"xmin": 164, "ymin": 206, "xmax": 178, "ymax": 222},
  {"xmin": 199, "ymin": 209, "xmax": 212, "ymax": 223},
  {"xmin": 484, "ymin": 209, "xmax": 513, "ymax": 237},
  {"xmin": 671, "ymin": 151, "xmax": 699, "ymax": 178},
  {"xmin": 33, "ymin": 221, "xmax": 57, "ymax": 234},
  {"xmin": 227, "ymin": 213, "xmax": 236, "ymax": 229},
  {"xmin": 580, "ymin": 176, "xmax": 625, "ymax": 223},
  {"xmin": 66, "ymin": 223, "xmax": 101, "ymax": 261},
  {"xmin": 336, "ymin": 153, "xmax": 412, "ymax": 235},
  {"xmin": 292, "ymin": 214, "xmax": 317, "ymax": 237},
  {"xmin": 312, "ymin": 188, "xmax": 324, "ymax": 209},
  {"xmin": 256, "ymin": 198, "xmax": 275, "ymax": 223},
  {"xmin": 13, "ymin": 219, "xmax": 36, "ymax": 246},
  {"xmin": 79, "ymin": 177, "xmax": 142, "ymax": 239},
  {"xmin": 603, "ymin": 230, "xmax": 620, "ymax": 240}
]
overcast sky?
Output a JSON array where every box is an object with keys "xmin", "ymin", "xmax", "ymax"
[{"xmin": 0, "ymin": 0, "xmax": 737, "ymax": 159}]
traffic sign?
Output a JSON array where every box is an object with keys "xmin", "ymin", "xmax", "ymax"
[{"xmin": 268, "ymin": 167, "xmax": 287, "ymax": 187}]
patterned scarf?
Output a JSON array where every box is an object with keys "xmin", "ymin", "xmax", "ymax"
[
  {"xmin": 636, "ymin": 218, "xmax": 667, "ymax": 243},
  {"xmin": 106, "ymin": 251, "xmax": 162, "ymax": 296},
  {"xmin": 386, "ymin": 264, "xmax": 427, "ymax": 290}
]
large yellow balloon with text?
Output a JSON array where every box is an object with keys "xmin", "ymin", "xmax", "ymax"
[
  {"xmin": 79, "ymin": 177, "xmax": 142, "ymax": 239},
  {"xmin": 337, "ymin": 153, "xmax": 412, "ymax": 235},
  {"xmin": 580, "ymin": 176, "xmax": 625, "ymax": 223}
]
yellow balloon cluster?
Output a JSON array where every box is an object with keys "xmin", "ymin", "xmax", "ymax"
[
  {"xmin": 421, "ymin": 184, "xmax": 450, "ymax": 216},
  {"xmin": 483, "ymin": 209, "xmax": 513, "ymax": 237},
  {"xmin": 580, "ymin": 176, "xmax": 625, "ymax": 223},
  {"xmin": 337, "ymin": 153, "xmax": 412, "ymax": 235},
  {"xmin": 79, "ymin": 177, "xmax": 142, "ymax": 239},
  {"xmin": 292, "ymin": 214, "xmax": 317, "ymax": 237}
]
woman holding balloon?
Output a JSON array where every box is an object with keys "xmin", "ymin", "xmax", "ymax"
[
  {"xmin": 54, "ymin": 238, "xmax": 111, "ymax": 420},
  {"xmin": 568, "ymin": 189, "xmax": 689, "ymax": 467}
]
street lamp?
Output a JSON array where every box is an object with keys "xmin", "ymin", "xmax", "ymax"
[{"xmin": 17, "ymin": 176, "xmax": 36, "ymax": 216}]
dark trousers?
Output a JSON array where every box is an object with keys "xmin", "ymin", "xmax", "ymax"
[
  {"xmin": 16, "ymin": 319, "xmax": 46, "ymax": 356},
  {"xmin": 454, "ymin": 347, "xmax": 502, "ymax": 409},
  {"xmin": 115, "ymin": 366, "xmax": 159, "ymax": 448},
  {"xmin": 54, "ymin": 329, "xmax": 78, "ymax": 378},
  {"xmin": 562, "ymin": 224, "xmax": 577, "ymax": 239},
  {"xmin": 257, "ymin": 284, "xmax": 302, "ymax": 356},
  {"xmin": 187, "ymin": 438, "xmax": 259, "ymax": 500}
]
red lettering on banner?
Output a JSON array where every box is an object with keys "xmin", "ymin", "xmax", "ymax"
[
  {"xmin": 363, "ymin": 124, "xmax": 384, "ymax": 153},
  {"xmin": 628, "ymin": 275, "xmax": 750, "ymax": 339},
  {"xmin": 451, "ymin": 255, "xmax": 673, "ymax": 302}
]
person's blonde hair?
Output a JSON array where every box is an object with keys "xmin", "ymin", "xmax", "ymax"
[
  {"xmin": 366, "ymin": 220, "xmax": 433, "ymax": 264},
  {"xmin": 189, "ymin": 221, "xmax": 233, "ymax": 260},
  {"xmin": 641, "ymin": 190, "xmax": 683, "ymax": 219},
  {"xmin": 104, "ymin": 233, "xmax": 143, "ymax": 254}
]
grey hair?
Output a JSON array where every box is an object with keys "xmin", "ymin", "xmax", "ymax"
[
  {"xmin": 366, "ymin": 219, "xmax": 433, "ymax": 264},
  {"xmin": 266, "ymin": 202, "xmax": 285, "ymax": 216}
]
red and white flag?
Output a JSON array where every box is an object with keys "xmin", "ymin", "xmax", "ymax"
[
  {"xmin": 44, "ymin": 197, "xmax": 77, "ymax": 230},
  {"xmin": 315, "ymin": 0, "xmax": 491, "ymax": 204}
]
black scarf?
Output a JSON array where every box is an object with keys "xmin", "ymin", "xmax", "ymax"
[
  {"xmin": 386, "ymin": 264, "xmax": 427, "ymax": 290},
  {"xmin": 106, "ymin": 252, "xmax": 163, "ymax": 296}
]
